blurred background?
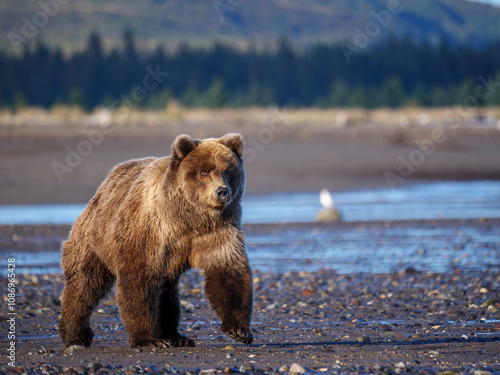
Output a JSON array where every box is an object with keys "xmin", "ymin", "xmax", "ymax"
[{"xmin": 1, "ymin": 0, "xmax": 500, "ymax": 274}]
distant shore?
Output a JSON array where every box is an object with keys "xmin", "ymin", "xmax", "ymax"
[{"xmin": 1, "ymin": 107, "xmax": 500, "ymax": 205}]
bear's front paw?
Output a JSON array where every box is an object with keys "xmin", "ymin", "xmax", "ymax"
[
  {"xmin": 133, "ymin": 335, "xmax": 195, "ymax": 348},
  {"xmin": 160, "ymin": 333, "xmax": 196, "ymax": 347},
  {"xmin": 132, "ymin": 339, "xmax": 175, "ymax": 348},
  {"xmin": 221, "ymin": 325, "xmax": 253, "ymax": 345}
]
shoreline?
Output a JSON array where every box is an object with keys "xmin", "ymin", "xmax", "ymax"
[{"xmin": 1, "ymin": 119, "xmax": 500, "ymax": 204}]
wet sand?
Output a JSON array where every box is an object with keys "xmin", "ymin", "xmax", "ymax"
[{"xmin": 1, "ymin": 119, "xmax": 500, "ymax": 204}]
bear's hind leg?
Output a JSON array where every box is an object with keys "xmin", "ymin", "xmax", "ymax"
[
  {"xmin": 59, "ymin": 252, "xmax": 115, "ymax": 347},
  {"xmin": 157, "ymin": 280, "xmax": 195, "ymax": 347},
  {"xmin": 116, "ymin": 272, "xmax": 166, "ymax": 348}
]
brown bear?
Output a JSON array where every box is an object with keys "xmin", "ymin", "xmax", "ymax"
[{"xmin": 59, "ymin": 133, "xmax": 253, "ymax": 348}]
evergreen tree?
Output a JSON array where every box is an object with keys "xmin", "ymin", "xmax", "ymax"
[
  {"xmin": 0, "ymin": 32, "xmax": 500, "ymax": 110},
  {"xmin": 203, "ymin": 79, "xmax": 228, "ymax": 108},
  {"xmin": 328, "ymin": 80, "xmax": 349, "ymax": 107},
  {"xmin": 382, "ymin": 77, "xmax": 405, "ymax": 108}
]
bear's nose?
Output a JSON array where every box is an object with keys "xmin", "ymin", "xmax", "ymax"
[{"xmin": 216, "ymin": 186, "xmax": 229, "ymax": 202}]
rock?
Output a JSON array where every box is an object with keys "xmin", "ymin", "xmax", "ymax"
[
  {"xmin": 480, "ymin": 299, "xmax": 496, "ymax": 308},
  {"xmin": 356, "ymin": 335, "xmax": 372, "ymax": 343},
  {"xmin": 180, "ymin": 300, "xmax": 195, "ymax": 311},
  {"xmin": 473, "ymin": 371, "xmax": 492, "ymax": 375},
  {"xmin": 289, "ymin": 363, "xmax": 306, "ymax": 373},
  {"xmin": 90, "ymin": 363, "xmax": 103, "ymax": 374},
  {"xmin": 487, "ymin": 305, "xmax": 499, "ymax": 313},
  {"xmin": 95, "ymin": 369, "xmax": 112, "ymax": 375},
  {"xmin": 239, "ymin": 364, "xmax": 255, "ymax": 373},
  {"xmin": 316, "ymin": 208, "xmax": 341, "ymax": 222},
  {"xmin": 63, "ymin": 345, "xmax": 86, "ymax": 354},
  {"xmin": 449, "ymin": 310, "xmax": 465, "ymax": 318},
  {"xmin": 71, "ymin": 366, "xmax": 88, "ymax": 375},
  {"xmin": 224, "ymin": 345, "xmax": 235, "ymax": 350},
  {"xmin": 279, "ymin": 366, "xmax": 289, "ymax": 373}
]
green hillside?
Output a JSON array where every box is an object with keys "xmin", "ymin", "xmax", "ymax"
[{"xmin": 1, "ymin": 0, "xmax": 500, "ymax": 52}]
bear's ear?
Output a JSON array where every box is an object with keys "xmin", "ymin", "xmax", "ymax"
[
  {"xmin": 219, "ymin": 133, "xmax": 244, "ymax": 158},
  {"xmin": 171, "ymin": 134, "xmax": 199, "ymax": 160}
]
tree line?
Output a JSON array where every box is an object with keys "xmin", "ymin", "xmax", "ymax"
[{"xmin": 1, "ymin": 30, "xmax": 500, "ymax": 110}]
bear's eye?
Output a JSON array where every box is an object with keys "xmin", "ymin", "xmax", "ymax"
[{"xmin": 200, "ymin": 169, "xmax": 209, "ymax": 176}]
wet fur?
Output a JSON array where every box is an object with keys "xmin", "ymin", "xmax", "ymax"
[{"xmin": 59, "ymin": 133, "xmax": 253, "ymax": 348}]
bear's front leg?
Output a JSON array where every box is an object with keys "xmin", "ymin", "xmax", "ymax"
[{"xmin": 204, "ymin": 259, "xmax": 253, "ymax": 345}]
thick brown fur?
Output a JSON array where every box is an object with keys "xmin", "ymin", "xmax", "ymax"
[{"xmin": 59, "ymin": 133, "xmax": 253, "ymax": 348}]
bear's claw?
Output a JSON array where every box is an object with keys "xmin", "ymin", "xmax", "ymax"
[
  {"xmin": 223, "ymin": 327, "xmax": 253, "ymax": 345},
  {"xmin": 161, "ymin": 333, "xmax": 196, "ymax": 347},
  {"xmin": 133, "ymin": 336, "xmax": 195, "ymax": 348}
]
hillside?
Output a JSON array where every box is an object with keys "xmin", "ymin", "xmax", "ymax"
[{"xmin": 1, "ymin": 0, "xmax": 500, "ymax": 53}]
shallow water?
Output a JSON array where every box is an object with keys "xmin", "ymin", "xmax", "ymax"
[
  {"xmin": 1, "ymin": 181, "xmax": 499, "ymax": 275},
  {"xmin": 1, "ymin": 181, "xmax": 500, "ymax": 225},
  {"xmin": 1, "ymin": 220, "xmax": 498, "ymax": 275}
]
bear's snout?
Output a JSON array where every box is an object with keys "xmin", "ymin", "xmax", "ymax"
[{"xmin": 216, "ymin": 186, "xmax": 230, "ymax": 203}]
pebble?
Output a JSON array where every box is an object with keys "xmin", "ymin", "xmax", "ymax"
[
  {"xmin": 278, "ymin": 366, "xmax": 289, "ymax": 372},
  {"xmin": 356, "ymin": 335, "xmax": 372, "ymax": 343},
  {"xmin": 63, "ymin": 345, "xmax": 86, "ymax": 354},
  {"xmin": 487, "ymin": 305, "xmax": 499, "ymax": 313},
  {"xmin": 89, "ymin": 363, "xmax": 103, "ymax": 374},
  {"xmin": 289, "ymin": 363, "xmax": 306, "ymax": 373},
  {"xmin": 224, "ymin": 345, "xmax": 235, "ymax": 350},
  {"xmin": 239, "ymin": 364, "xmax": 255, "ymax": 373},
  {"xmin": 199, "ymin": 369, "xmax": 217, "ymax": 375}
]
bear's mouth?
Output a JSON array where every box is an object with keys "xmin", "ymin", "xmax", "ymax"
[{"xmin": 213, "ymin": 203, "xmax": 226, "ymax": 210}]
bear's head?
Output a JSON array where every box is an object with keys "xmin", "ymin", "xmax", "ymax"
[{"xmin": 168, "ymin": 133, "xmax": 245, "ymax": 212}]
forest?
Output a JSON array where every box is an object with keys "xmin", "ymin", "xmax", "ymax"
[{"xmin": 1, "ymin": 30, "xmax": 500, "ymax": 110}]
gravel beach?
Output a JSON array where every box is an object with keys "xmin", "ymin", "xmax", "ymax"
[{"xmin": 0, "ymin": 268, "xmax": 499, "ymax": 374}]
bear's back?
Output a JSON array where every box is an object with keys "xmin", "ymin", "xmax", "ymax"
[{"xmin": 75, "ymin": 157, "xmax": 159, "ymax": 229}]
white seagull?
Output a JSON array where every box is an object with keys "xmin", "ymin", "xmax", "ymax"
[{"xmin": 320, "ymin": 188, "xmax": 334, "ymax": 209}]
